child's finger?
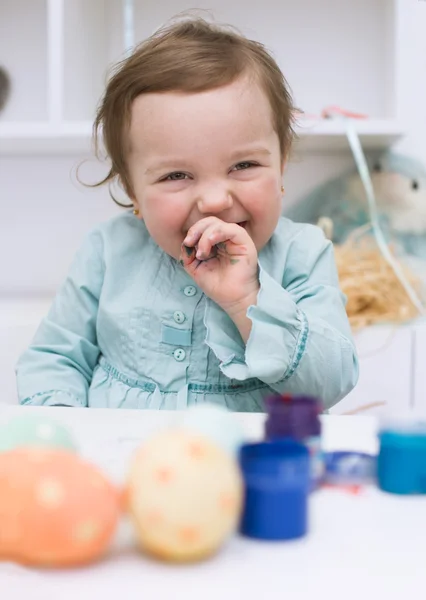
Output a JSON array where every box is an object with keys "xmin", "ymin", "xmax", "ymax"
[
  {"xmin": 180, "ymin": 243, "xmax": 197, "ymax": 268},
  {"xmin": 183, "ymin": 226, "xmax": 203, "ymax": 248},
  {"xmin": 184, "ymin": 221, "xmax": 224, "ymax": 260},
  {"xmin": 182, "ymin": 231, "xmax": 201, "ymax": 249},
  {"xmin": 195, "ymin": 226, "xmax": 217, "ymax": 260},
  {"xmin": 183, "ymin": 216, "xmax": 235, "ymax": 249},
  {"xmin": 197, "ymin": 222, "xmax": 248, "ymax": 258}
]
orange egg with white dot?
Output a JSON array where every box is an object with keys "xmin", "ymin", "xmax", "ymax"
[
  {"xmin": 126, "ymin": 429, "xmax": 243, "ymax": 563},
  {"xmin": 0, "ymin": 447, "xmax": 121, "ymax": 567}
]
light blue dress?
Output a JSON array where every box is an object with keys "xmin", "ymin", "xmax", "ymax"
[{"xmin": 16, "ymin": 212, "xmax": 359, "ymax": 412}]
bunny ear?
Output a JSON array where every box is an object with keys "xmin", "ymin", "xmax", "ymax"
[{"xmin": 380, "ymin": 152, "xmax": 426, "ymax": 182}]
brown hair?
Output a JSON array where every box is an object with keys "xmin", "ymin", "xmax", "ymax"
[{"xmin": 92, "ymin": 16, "xmax": 296, "ymax": 204}]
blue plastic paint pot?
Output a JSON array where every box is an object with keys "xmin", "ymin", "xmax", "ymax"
[
  {"xmin": 239, "ymin": 438, "xmax": 310, "ymax": 541},
  {"xmin": 378, "ymin": 422, "xmax": 426, "ymax": 495}
]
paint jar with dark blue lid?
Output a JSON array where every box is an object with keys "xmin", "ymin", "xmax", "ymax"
[{"xmin": 264, "ymin": 394, "xmax": 324, "ymax": 488}]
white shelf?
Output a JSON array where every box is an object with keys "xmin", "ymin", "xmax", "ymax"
[
  {"xmin": 0, "ymin": 119, "xmax": 405, "ymax": 155},
  {"xmin": 0, "ymin": 0, "xmax": 408, "ymax": 155},
  {"xmin": 62, "ymin": 0, "xmax": 126, "ymax": 122},
  {"xmin": 294, "ymin": 118, "xmax": 404, "ymax": 152},
  {"xmin": 0, "ymin": 0, "xmax": 127, "ymax": 154},
  {"xmin": 0, "ymin": 0, "xmax": 407, "ymax": 155},
  {"xmin": 0, "ymin": 0, "xmax": 48, "ymax": 121},
  {"xmin": 0, "ymin": 121, "xmax": 93, "ymax": 154}
]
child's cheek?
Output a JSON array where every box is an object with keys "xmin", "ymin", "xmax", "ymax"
[
  {"xmin": 141, "ymin": 192, "xmax": 189, "ymax": 256},
  {"xmin": 244, "ymin": 176, "xmax": 281, "ymax": 217},
  {"xmin": 144, "ymin": 191, "xmax": 184, "ymax": 228}
]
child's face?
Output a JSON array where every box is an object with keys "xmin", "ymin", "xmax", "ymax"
[{"xmin": 127, "ymin": 76, "xmax": 285, "ymax": 260}]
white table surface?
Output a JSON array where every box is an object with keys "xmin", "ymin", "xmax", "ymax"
[{"xmin": 0, "ymin": 406, "xmax": 425, "ymax": 600}]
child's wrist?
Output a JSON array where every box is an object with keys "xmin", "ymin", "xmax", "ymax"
[
  {"xmin": 221, "ymin": 286, "xmax": 259, "ymax": 344},
  {"xmin": 222, "ymin": 287, "xmax": 259, "ymax": 319}
]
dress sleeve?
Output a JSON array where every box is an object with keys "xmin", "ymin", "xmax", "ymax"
[
  {"xmin": 204, "ymin": 225, "xmax": 359, "ymax": 409},
  {"xmin": 16, "ymin": 229, "xmax": 104, "ymax": 407}
]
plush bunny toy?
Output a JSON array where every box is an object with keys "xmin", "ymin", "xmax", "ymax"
[{"xmin": 285, "ymin": 152, "xmax": 426, "ymax": 264}]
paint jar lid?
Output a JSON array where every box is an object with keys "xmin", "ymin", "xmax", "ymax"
[
  {"xmin": 379, "ymin": 411, "xmax": 426, "ymax": 437},
  {"xmin": 264, "ymin": 394, "xmax": 322, "ymax": 440}
]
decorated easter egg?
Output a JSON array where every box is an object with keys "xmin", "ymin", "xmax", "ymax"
[
  {"xmin": 127, "ymin": 429, "xmax": 243, "ymax": 563},
  {"xmin": 177, "ymin": 403, "xmax": 245, "ymax": 455},
  {"xmin": 0, "ymin": 414, "xmax": 77, "ymax": 452},
  {"xmin": 0, "ymin": 447, "xmax": 121, "ymax": 567}
]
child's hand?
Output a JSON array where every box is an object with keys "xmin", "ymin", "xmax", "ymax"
[{"xmin": 180, "ymin": 217, "xmax": 260, "ymax": 316}]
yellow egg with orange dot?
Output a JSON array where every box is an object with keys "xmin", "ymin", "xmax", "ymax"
[
  {"xmin": 0, "ymin": 447, "xmax": 121, "ymax": 567},
  {"xmin": 126, "ymin": 429, "xmax": 243, "ymax": 563}
]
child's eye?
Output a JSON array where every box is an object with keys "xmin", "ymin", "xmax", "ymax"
[
  {"xmin": 163, "ymin": 172, "xmax": 189, "ymax": 181},
  {"xmin": 233, "ymin": 161, "xmax": 258, "ymax": 171}
]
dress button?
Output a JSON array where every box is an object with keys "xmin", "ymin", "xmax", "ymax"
[
  {"xmin": 173, "ymin": 310, "xmax": 186, "ymax": 324},
  {"xmin": 183, "ymin": 285, "xmax": 197, "ymax": 297},
  {"xmin": 173, "ymin": 348, "xmax": 186, "ymax": 362}
]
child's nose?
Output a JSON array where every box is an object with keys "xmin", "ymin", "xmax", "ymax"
[{"xmin": 197, "ymin": 187, "xmax": 233, "ymax": 214}]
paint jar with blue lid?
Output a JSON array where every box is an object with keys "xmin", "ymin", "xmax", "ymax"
[
  {"xmin": 378, "ymin": 419, "xmax": 426, "ymax": 495},
  {"xmin": 264, "ymin": 394, "xmax": 324, "ymax": 489},
  {"xmin": 239, "ymin": 438, "xmax": 310, "ymax": 541}
]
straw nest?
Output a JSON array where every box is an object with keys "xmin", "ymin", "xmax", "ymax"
[{"xmin": 334, "ymin": 233, "xmax": 423, "ymax": 330}]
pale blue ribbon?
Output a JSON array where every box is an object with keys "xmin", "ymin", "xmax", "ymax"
[{"xmin": 344, "ymin": 118, "xmax": 425, "ymax": 315}]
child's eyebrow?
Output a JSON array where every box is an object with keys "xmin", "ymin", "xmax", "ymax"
[
  {"xmin": 144, "ymin": 160, "xmax": 193, "ymax": 175},
  {"xmin": 229, "ymin": 147, "xmax": 272, "ymax": 160},
  {"xmin": 144, "ymin": 147, "xmax": 272, "ymax": 175}
]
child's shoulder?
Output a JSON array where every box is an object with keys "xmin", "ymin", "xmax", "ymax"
[
  {"xmin": 260, "ymin": 217, "xmax": 334, "ymax": 284},
  {"xmin": 274, "ymin": 215, "xmax": 329, "ymax": 249},
  {"xmin": 84, "ymin": 210, "xmax": 150, "ymax": 252},
  {"xmin": 92, "ymin": 210, "xmax": 148, "ymax": 237},
  {"xmin": 257, "ymin": 217, "xmax": 333, "ymax": 286}
]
